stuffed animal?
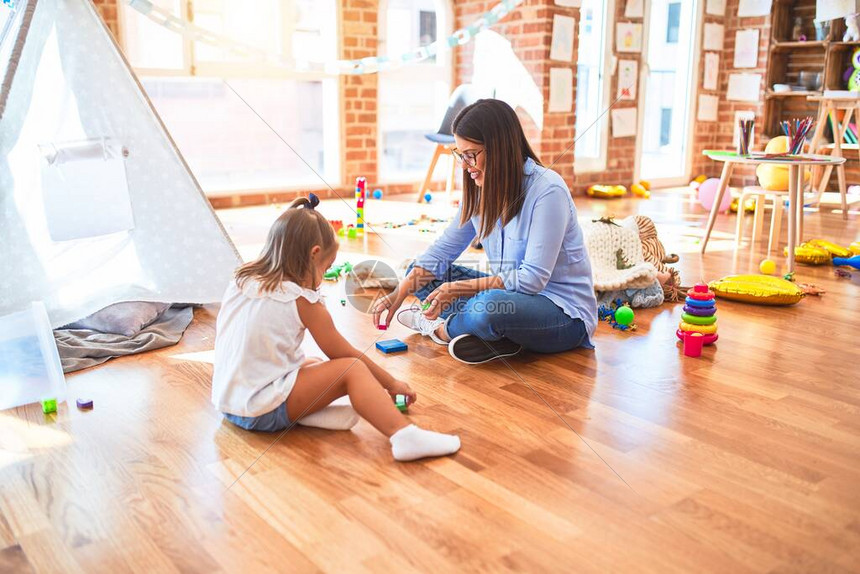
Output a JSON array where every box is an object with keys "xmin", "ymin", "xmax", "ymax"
[
  {"xmin": 848, "ymin": 47, "xmax": 860, "ymax": 91},
  {"xmin": 846, "ymin": 14, "xmax": 860, "ymax": 42}
]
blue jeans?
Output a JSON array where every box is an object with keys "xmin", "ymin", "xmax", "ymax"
[
  {"xmin": 223, "ymin": 402, "xmax": 291, "ymax": 432},
  {"xmin": 411, "ymin": 264, "xmax": 592, "ymax": 353}
]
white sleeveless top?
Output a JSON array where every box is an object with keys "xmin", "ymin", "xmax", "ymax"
[{"xmin": 211, "ymin": 278, "xmax": 320, "ymax": 417}]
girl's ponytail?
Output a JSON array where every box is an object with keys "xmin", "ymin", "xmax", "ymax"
[
  {"xmin": 236, "ymin": 193, "xmax": 335, "ymax": 292},
  {"xmin": 289, "ymin": 193, "xmax": 320, "ymax": 210}
]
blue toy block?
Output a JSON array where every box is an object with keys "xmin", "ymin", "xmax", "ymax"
[{"xmin": 376, "ymin": 339, "xmax": 408, "ymax": 354}]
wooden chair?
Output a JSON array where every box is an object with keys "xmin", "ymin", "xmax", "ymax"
[
  {"xmin": 806, "ymin": 95, "xmax": 857, "ymax": 218},
  {"xmin": 417, "ymin": 84, "xmax": 484, "ymax": 203},
  {"xmin": 735, "ymin": 186, "xmax": 789, "ymax": 256}
]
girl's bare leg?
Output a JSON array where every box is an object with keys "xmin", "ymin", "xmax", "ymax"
[{"xmin": 287, "ymin": 358, "xmax": 407, "ymax": 437}]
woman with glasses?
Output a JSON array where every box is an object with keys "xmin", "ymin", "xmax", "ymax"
[{"xmin": 372, "ymin": 99, "xmax": 597, "ymax": 364}]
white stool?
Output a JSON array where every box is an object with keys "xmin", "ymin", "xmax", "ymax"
[{"xmin": 734, "ymin": 186, "xmax": 789, "ymax": 255}]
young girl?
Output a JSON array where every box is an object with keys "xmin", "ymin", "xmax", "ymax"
[{"xmin": 211, "ymin": 195, "xmax": 460, "ymax": 462}]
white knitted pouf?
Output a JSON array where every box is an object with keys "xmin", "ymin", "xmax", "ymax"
[{"xmin": 582, "ymin": 217, "xmax": 658, "ymax": 291}]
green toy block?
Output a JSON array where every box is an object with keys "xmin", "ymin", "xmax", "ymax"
[
  {"xmin": 394, "ymin": 394, "xmax": 408, "ymax": 412},
  {"xmin": 347, "ymin": 228, "xmax": 357, "ymax": 239},
  {"xmin": 41, "ymin": 398, "xmax": 57, "ymax": 414}
]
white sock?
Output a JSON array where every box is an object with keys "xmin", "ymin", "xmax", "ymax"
[
  {"xmin": 297, "ymin": 397, "xmax": 359, "ymax": 430},
  {"xmin": 390, "ymin": 424, "xmax": 461, "ymax": 462}
]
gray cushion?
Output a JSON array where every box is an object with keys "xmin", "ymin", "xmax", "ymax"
[{"xmin": 62, "ymin": 301, "xmax": 170, "ymax": 337}]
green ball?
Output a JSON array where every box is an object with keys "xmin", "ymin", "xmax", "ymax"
[{"xmin": 614, "ymin": 305, "xmax": 634, "ymax": 326}]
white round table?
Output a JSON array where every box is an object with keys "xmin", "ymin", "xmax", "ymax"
[{"xmin": 702, "ymin": 151, "xmax": 846, "ymax": 273}]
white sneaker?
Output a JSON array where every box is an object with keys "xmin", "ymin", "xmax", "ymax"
[{"xmin": 396, "ymin": 308, "xmax": 447, "ymax": 345}]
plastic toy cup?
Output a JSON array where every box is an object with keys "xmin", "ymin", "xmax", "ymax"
[{"xmin": 683, "ymin": 332, "xmax": 705, "ymax": 358}]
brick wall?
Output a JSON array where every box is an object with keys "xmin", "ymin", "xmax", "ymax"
[
  {"xmin": 710, "ymin": 0, "xmax": 772, "ymax": 188},
  {"xmin": 93, "ymin": 0, "xmax": 119, "ymax": 39},
  {"xmin": 100, "ymin": 0, "xmax": 848, "ymax": 207},
  {"xmin": 340, "ymin": 0, "xmax": 379, "ymax": 191},
  {"xmin": 454, "ymin": 1, "xmax": 577, "ymax": 186},
  {"xmin": 690, "ymin": 2, "xmax": 728, "ymax": 180},
  {"xmin": 572, "ymin": 0, "xmax": 642, "ymax": 194}
]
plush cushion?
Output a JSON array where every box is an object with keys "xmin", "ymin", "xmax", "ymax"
[{"xmin": 62, "ymin": 301, "xmax": 170, "ymax": 337}]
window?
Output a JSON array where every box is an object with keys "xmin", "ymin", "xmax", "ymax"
[
  {"xmin": 379, "ymin": 0, "xmax": 451, "ymax": 181},
  {"xmin": 574, "ymin": 0, "xmax": 612, "ymax": 172},
  {"xmin": 666, "ymin": 3, "xmax": 680, "ymax": 44},
  {"xmin": 660, "ymin": 108, "xmax": 672, "ymax": 146},
  {"xmin": 419, "ymin": 10, "xmax": 437, "ymax": 62},
  {"xmin": 119, "ymin": 0, "xmax": 339, "ymax": 194}
]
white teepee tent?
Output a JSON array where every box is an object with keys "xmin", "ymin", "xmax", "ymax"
[{"xmin": 0, "ymin": 0, "xmax": 241, "ymax": 328}]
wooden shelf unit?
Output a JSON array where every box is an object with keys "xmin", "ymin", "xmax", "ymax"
[{"xmin": 763, "ymin": 0, "xmax": 850, "ymax": 138}]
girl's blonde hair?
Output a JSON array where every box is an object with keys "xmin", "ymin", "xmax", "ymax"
[{"xmin": 235, "ymin": 196, "xmax": 336, "ymax": 293}]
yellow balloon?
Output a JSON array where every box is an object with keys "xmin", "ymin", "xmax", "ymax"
[
  {"xmin": 759, "ymin": 259, "xmax": 776, "ymax": 275},
  {"xmin": 730, "ymin": 196, "xmax": 757, "ymax": 213},
  {"xmin": 631, "ymin": 183, "xmax": 650, "ymax": 198},
  {"xmin": 709, "ymin": 274, "xmax": 804, "ymax": 305},
  {"xmin": 587, "ymin": 184, "xmax": 626, "ymax": 198},
  {"xmin": 765, "ymin": 136, "xmax": 789, "ymax": 154},
  {"xmin": 784, "ymin": 243, "xmax": 831, "ymax": 265},
  {"xmin": 757, "ymin": 136, "xmax": 810, "ymax": 191},
  {"xmin": 851, "ymin": 242, "xmax": 860, "ymax": 255},
  {"xmin": 807, "ymin": 239, "xmax": 852, "ymax": 258},
  {"xmin": 756, "ymin": 163, "xmax": 789, "ymax": 191}
]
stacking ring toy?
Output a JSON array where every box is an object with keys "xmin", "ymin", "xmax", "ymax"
[
  {"xmin": 683, "ymin": 305, "xmax": 716, "ymax": 316},
  {"xmin": 681, "ymin": 313, "xmax": 717, "ymax": 325},
  {"xmin": 679, "ymin": 321, "xmax": 717, "ymax": 334},
  {"xmin": 686, "ymin": 288, "xmax": 716, "ymax": 301},
  {"xmin": 685, "ymin": 297, "xmax": 715, "ymax": 308},
  {"xmin": 676, "ymin": 329, "xmax": 718, "ymax": 345}
]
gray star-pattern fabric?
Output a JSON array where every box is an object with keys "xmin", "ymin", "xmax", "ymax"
[{"xmin": 1, "ymin": 0, "xmax": 240, "ymax": 328}]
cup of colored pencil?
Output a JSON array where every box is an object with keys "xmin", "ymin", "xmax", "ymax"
[
  {"xmin": 780, "ymin": 117, "xmax": 814, "ymax": 155},
  {"xmin": 737, "ymin": 118, "xmax": 754, "ymax": 156}
]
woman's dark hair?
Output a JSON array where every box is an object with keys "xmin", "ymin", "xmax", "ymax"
[{"xmin": 452, "ymin": 99, "xmax": 541, "ymax": 238}]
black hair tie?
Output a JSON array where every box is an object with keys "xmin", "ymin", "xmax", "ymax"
[{"xmin": 308, "ymin": 193, "xmax": 320, "ymax": 209}]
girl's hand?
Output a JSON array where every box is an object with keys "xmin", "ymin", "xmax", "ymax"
[
  {"xmin": 422, "ymin": 281, "xmax": 470, "ymax": 320},
  {"xmin": 371, "ymin": 289, "xmax": 407, "ymax": 328},
  {"xmin": 388, "ymin": 380, "xmax": 417, "ymax": 405}
]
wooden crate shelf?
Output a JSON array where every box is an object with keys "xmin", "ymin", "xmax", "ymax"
[{"xmin": 764, "ymin": 0, "xmax": 854, "ymax": 141}]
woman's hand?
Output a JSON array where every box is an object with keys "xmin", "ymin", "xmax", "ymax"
[
  {"xmin": 371, "ymin": 288, "xmax": 407, "ymax": 328},
  {"xmin": 422, "ymin": 281, "xmax": 472, "ymax": 320}
]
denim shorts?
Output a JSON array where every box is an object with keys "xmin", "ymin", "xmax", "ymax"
[{"xmin": 223, "ymin": 402, "xmax": 292, "ymax": 433}]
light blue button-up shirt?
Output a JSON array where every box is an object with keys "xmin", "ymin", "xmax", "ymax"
[{"xmin": 415, "ymin": 158, "xmax": 597, "ymax": 343}]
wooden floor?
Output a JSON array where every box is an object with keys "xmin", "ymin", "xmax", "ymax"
[{"xmin": 2, "ymin": 188, "xmax": 859, "ymax": 573}]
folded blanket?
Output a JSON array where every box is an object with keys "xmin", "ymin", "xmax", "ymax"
[{"xmin": 54, "ymin": 305, "xmax": 194, "ymax": 373}]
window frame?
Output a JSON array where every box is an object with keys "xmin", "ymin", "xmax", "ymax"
[
  {"xmin": 376, "ymin": 0, "xmax": 454, "ymax": 184},
  {"xmin": 117, "ymin": 0, "xmax": 343, "ymax": 193},
  {"xmin": 573, "ymin": 0, "xmax": 615, "ymax": 174}
]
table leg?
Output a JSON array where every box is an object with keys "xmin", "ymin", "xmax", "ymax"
[
  {"xmin": 837, "ymin": 163, "xmax": 848, "ymax": 219},
  {"xmin": 796, "ymin": 167, "xmax": 805, "ymax": 246},
  {"xmin": 701, "ymin": 161, "xmax": 734, "ymax": 254},
  {"xmin": 808, "ymin": 102, "xmax": 829, "ymax": 191},
  {"xmin": 786, "ymin": 165, "xmax": 798, "ymax": 274}
]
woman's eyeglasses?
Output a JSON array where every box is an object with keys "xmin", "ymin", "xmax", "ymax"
[{"xmin": 451, "ymin": 148, "xmax": 483, "ymax": 168}]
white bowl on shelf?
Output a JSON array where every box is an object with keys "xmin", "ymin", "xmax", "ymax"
[{"xmin": 773, "ymin": 84, "xmax": 791, "ymax": 93}]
